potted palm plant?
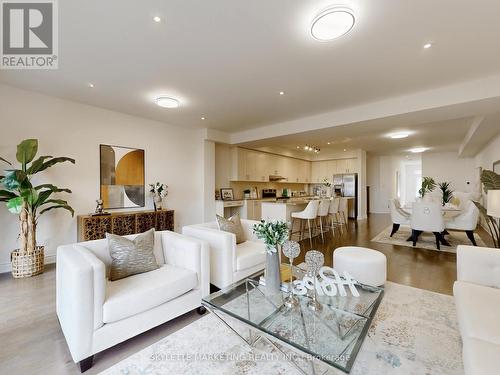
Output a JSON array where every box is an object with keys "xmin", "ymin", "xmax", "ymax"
[
  {"xmin": 0, "ymin": 139, "xmax": 75, "ymax": 278},
  {"xmin": 418, "ymin": 177, "xmax": 437, "ymax": 200},
  {"xmin": 438, "ymin": 181, "xmax": 454, "ymax": 206}
]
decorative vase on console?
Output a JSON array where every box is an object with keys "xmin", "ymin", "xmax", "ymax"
[
  {"xmin": 149, "ymin": 182, "xmax": 168, "ymax": 211},
  {"xmin": 253, "ymin": 220, "xmax": 289, "ymax": 295}
]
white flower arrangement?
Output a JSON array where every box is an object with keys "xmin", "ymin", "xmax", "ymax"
[{"xmin": 149, "ymin": 182, "xmax": 168, "ymax": 198}]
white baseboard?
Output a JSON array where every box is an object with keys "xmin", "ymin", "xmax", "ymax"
[{"xmin": 0, "ymin": 254, "xmax": 56, "ymax": 274}]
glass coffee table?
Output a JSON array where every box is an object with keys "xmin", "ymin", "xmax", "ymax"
[{"xmin": 202, "ymin": 266, "xmax": 384, "ymax": 374}]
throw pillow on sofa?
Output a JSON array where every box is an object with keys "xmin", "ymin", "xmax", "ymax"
[
  {"xmin": 107, "ymin": 228, "xmax": 159, "ymax": 281},
  {"xmin": 216, "ymin": 214, "xmax": 245, "ymax": 244}
]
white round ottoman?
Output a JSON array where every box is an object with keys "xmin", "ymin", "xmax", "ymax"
[{"xmin": 333, "ymin": 246, "xmax": 387, "ymax": 286}]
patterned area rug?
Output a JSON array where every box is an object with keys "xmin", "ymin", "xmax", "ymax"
[
  {"xmin": 100, "ymin": 282, "xmax": 463, "ymax": 375},
  {"xmin": 371, "ymin": 225, "xmax": 485, "ymax": 253}
]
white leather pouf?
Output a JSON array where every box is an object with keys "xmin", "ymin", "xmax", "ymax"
[{"xmin": 333, "ymin": 246, "xmax": 387, "ymax": 286}]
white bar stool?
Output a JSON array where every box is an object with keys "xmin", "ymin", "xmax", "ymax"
[
  {"xmin": 328, "ymin": 197, "xmax": 341, "ymax": 234},
  {"xmin": 338, "ymin": 197, "xmax": 349, "ymax": 230},
  {"xmin": 316, "ymin": 199, "xmax": 331, "ymax": 243},
  {"xmin": 290, "ymin": 200, "xmax": 319, "ymax": 247}
]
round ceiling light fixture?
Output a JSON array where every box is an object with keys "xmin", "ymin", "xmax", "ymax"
[
  {"xmin": 409, "ymin": 147, "xmax": 428, "ymax": 153},
  {"xmin": 389, "ymin": 132, "xmax": 410, "ymax": 139},
  {"xmin": 311, "ymin": 6, "xmax": 355, "ymax": 41},
  {"xmin": 154, "ymin": 96, "xmax": 180, "ymax": 108}
]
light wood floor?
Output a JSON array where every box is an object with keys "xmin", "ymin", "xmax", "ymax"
[{"xmin": 0, "ymin": 214, "xmax": 489, "ymax": 374}]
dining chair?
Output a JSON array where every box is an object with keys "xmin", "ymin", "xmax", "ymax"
[
  {"xmin": 445, "ymin": 200, "xmax": 480, "ymax": 246},
  {"xmin": 389, "ymin": 199, "xmax": 411, "ymax": 236},
  {"xmin": 410, "ymin": 201, "xmax": 446, "ymax": 250}
]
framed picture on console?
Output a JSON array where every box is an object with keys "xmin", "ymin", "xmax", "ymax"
[
  {"xmin": 494, "ymin": 160, "xmax": 500, "ymax": 174},
  {"xmin": 220, "ymin": 188, "xmax": 234, "ymax": 201},
  {"xmin": 100, "ymin": 144, "xmax": 145, "ymax": 209}
]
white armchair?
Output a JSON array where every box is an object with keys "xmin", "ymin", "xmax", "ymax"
[
  {"xmin": 182, "ymin": 219, "xmax": 266, "ymax": 289},
  {"xmin": 410, "ymin": 201, "xmax": 446, "ymax": 250},
  {"xmin": 454, "ymin": 245, "xmax": 500, "ymax": 375},
  {"xmin": 389, "ymin": 199, "xmax": 410, "ymax": 236},
  {"xmin": 56, "ymin": 230, "xmax": 209, "ymax": 372},
  {"xmin": 445, "ymin": 200, "xmax": 480, "ymax": 246}
]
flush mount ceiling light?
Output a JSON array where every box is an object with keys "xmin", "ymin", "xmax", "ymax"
[
  {"xmin": 154, "ymin": 96, "xmax": 179, "ymax": 108},
  {"xmin": 423, "ymin": 42, "xmax": 432, "ymax": 49},
  {"xmin": 153, "ymin": 16, "xmax": 162, "ymax": 23},
  {"xmin": 311, "ymin": 6, "xmax": 355, "ymax": 41},
  {"xmin": 389, "ymin": 132, "xmax": 410, "ymax": 139},
  {"xmin": 279, "ymin": 91, "xmax": 285, "ymax": 96},
  {"xmin": 88, "ymin": 83, "xmax": 95, "ymax": 88},
  {"xmin": 409, "ymin": 147, "xmax": 428, "ymax": 153}
]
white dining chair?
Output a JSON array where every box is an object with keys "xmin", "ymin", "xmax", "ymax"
[
  {"xmin": 389, "ymin": 199, "xmax": 411, "ymax": 237},
  {"xmin": 410, "ymin": 201, "xmax": 446, "ymax": 250},
  {"xmin": 290, "ymin": 200, "xmax": 320, "ymax": 247},
  {"xmin": 445, "ymin": 200, "xmax": 480, "ymax": 246}
]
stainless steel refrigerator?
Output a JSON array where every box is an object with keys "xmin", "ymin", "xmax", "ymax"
[{"xmin": 333, "ymin": 173, "xmax": 358, "ymax": 218}]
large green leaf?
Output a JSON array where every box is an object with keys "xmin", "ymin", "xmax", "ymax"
[
  {"xmin": 0, "ymin": 157, "xmax": 11, "ymax": 165},
  {"xmin": 481, "ymin": 170, "xmax": 500, "ymax": 193},
  {"xmin": 34, "ymin": 184, "xmax": 71, "ymax": 193},
  {"xmin": 2, "ymin": 170, "xmax": 30, "ymax": 190},
  {"xmin": 0, "ymin": 189, "xmax": 17, "ymax": 202},
  {"xmin": 34, "ymin": 189, "xmax": 55, "ymax": 207},
  {"xmin": 6, "ymin": 196, "xmax": 23, "ymax": 214},
  {"xmin": 16, "ymin": 139, "xmax": 38, "ymax": 166},
  {"xmin": 39, "ymin": 204, "xmax": 74, "ymax": 217},
  {"xmin": 26, "ymin": 155, "xmax": 53, "ymax": 174},
  {"xmin": 20, "ymin": 188, "xmax": 38, "ymax": 206},
  {"xmin": 33, "ymin": 157, "xmax": 75, "ymax": 174}
]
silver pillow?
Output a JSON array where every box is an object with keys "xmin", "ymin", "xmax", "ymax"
[
  {"xmin": 107, "ymin": 228, "xmax": 159, "ymax": 281},
  {"xmin": 216, "ymin": 214, "xmax": 245, "ymax": 244}
]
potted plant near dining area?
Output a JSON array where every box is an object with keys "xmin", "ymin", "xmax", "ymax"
[{"xmin": 0, "ymin": 139, "xmax": 75, "ymax": 278}]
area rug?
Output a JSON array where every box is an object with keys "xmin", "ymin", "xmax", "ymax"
[
  {"xmin": 371, "ymin": 225, "xmax": 485, "ymax": 253},
  {"xmin": 99, "ymin": 282, "xmax": 463, "ymax": 375}
]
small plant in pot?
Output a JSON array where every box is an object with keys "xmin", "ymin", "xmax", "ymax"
[
  {"xmin": 438, "ymin": 181, "xmax": 454, "ymax": 206},
  {"xmin": 0, "ymin": 139, "xmax": 75, "ymax": 278}
]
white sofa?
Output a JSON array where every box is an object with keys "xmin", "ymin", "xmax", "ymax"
[
  {"xmin": 182, "ymin": 219, "xmax": 266, "ymax": 289},
  {"xmin": 453, "ymin": 245, "xmax": 500, "ymax": 375},
  {"xmin": 56, "ymin": 230, "xmax": 209, "ymax": 372}
]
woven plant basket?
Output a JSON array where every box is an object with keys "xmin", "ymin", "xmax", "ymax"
[{"xmin": 11, "ymin": 246, "xmax": 44, "ymax": 278}]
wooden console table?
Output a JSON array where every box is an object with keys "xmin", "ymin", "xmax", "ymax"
[{"xmin": 77, "ymin": 210, "xmax": 174, "ymax": 241}]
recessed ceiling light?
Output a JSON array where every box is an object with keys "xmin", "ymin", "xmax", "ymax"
[
  {"xmin": 423, "ymin": 43, "xmax": 432, "ymax": 49},
  {"xmin": 88, "ymin": 83, "xmax": 94, "ymax": 88},
  {"xmin": 296, "ymin": 146, "xmax": 300, "ymax": 149},
  {"xmin": 153, "ymin": 16, "xmax": 161, "ymax": 23},
  {"xmin": 154, "ymin": 96, "xmax": 179, "ymax": 108},
  {"xmin": 279, "ymin": 91, "xmax": 285, "ymax": 96},
  {"xmin": 389, "ymin": 132, "xmax": 410, "ymax": 139},
  {"xmin": 409, "ymin": 147, "xmax": 428, "ymax": 153},
  {"xmin": 311, "ymin": 7, "xmax": 355, "ymax": 41},
  {"xmin": 343, "ymin": 149, "xmax": 347, "ymax": 152},
  {"xmin": 201, "ymin": 117, "xmax": 205, "ymax": 120},
  {"xmin": 327, "ymin": 142, "xmax": 331, "ymax": 145}
]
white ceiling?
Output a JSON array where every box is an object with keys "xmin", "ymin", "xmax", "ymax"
[
  {"xmin": 239, "ymin": 117, "xmax": 478, "ymax": 159},
  {"xmin": 1, "ymin": 0, "xmax": 500, "ymax": 132}
]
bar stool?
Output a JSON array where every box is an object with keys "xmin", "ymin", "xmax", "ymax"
[
  {"xmin": 328, "ymin": 197, "xmax": 341, "ymax": 235},
  {"xmin": 290, "ymin": 200, "xmax": 319, "ymax": 247},
  {"xmin": 316, "ymin": 199, "xmax": 331, "ymax": 243},
  {"xmin": 338, "ymin": 197, "xmax": 349, "ymax": 230}
]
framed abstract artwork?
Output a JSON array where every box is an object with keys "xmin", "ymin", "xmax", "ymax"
[
  {"xmin": 100, "ymin": 144, "xmax": 145, "ymax": 209},
  {"xmin": 494, "ymin": 160, "xmax": 500, "ymax": 174}
]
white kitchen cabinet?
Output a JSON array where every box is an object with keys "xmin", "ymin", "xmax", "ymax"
[{"xmin": 335, "ymin": 158, "xmax": 357, "ymax": 173}]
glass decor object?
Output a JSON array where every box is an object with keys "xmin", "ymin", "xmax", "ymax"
[
  {"xmin": 282, "ymin": 240, "xmax": 301, "ymax": 308},
  {"xmin": 305, "ymin": 250, "xmax": 325, "ymax": 311}
]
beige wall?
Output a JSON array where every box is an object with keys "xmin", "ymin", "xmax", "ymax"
[
  {"xmin": 0, "ymin": 84, "xmax": 205, "ymax": 272},
  {"xmin": 422, "ymin": 152, "xmax": 478, "ymax": 194}
]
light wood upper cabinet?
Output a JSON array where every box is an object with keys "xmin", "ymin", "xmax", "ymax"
[{"xmin": 229, "ymin": 147, "xmax": 356, "ymax": 183}]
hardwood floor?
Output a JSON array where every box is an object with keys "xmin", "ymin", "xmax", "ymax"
[{"xmin": 0, "ymin": 213, "xmax": 488, "ymax": 374}]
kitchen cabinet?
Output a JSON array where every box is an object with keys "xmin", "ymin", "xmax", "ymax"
[
  {"xmin": 230, "ymin": 147, "xmax": 311, "ymax": 183},
  {"xmin": 311, "ymin": 158, "xmax": 358, "ymax": 182},
  {"xmin": 336, "ymin": 158, "xmax": 357, "ymax": 173}
]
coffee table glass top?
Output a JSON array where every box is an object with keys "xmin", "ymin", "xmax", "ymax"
[{"xmin": 202, "ymin": 267, "xmax": 384, "ymax": 373}]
